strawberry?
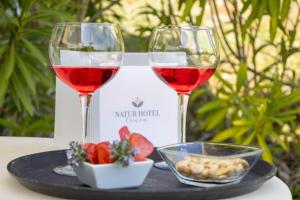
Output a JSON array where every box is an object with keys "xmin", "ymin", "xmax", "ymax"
[
  {"xmin": 82, "ymin": 143, "xmax": 97, "ymax": 164},
  {"xmin": 96, "ymin": 141, "xmax": 112, "ymax": 164},
  {"xmin": 129, "ymin": 133, "xmax": 154, "ymax": 161},
  {"xmin": 69, "ymin": 127, "xmax": 154, "ymax": 166},
  {"xmin": 119, "ymin": 126, "xmax": 130, "ymax": 141}
]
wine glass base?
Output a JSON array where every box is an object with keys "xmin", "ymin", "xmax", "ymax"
[
  {"xmin": 53, "ymin": 165, "xmax": 76, "ymax": 176},
  {"xmin": 154, "ymin": 161, "xmax": 170, "ymax": 170}
]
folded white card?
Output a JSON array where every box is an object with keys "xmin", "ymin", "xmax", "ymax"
[{"xmin": 54, "ymin": 53, "xmax": 179, "ymax": 148}]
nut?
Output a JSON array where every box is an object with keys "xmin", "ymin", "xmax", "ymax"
[
  {"xmin": 176, "ymin": 160, "xmax": 191, "ymax": 175},
  {"xmin": 190, "ymin": 162, "xmax": 204, "ymax": 174}
]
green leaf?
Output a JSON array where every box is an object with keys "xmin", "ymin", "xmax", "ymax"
[
  {"xmin": 241, "ymin": 0, "xmax": 253, "ymax": 13},
  {"xmin": 215, "ymin": 72, "xmax": 233, "ymax": 91},
  {"xmin": 232, "ymin": 119, "xmax": 254, "ymax": 127},
  {"xmin": 178, "ymin": 0, "xmax": 185, "ymax": 10},
  {"xmin": 200, "ymin": 0, "xmax": 206, "ymax": 7},
  {"xmin": 197, "ymin": 99, "xmax": 224, "ymax": 115},
  {"xmin": 236, "ymin": 62, "xmax": 247, "ymax": 93},
  {"xmin": 203, "ymin": 108, "xmax": 228, "ymax": 131},
  {"xmin": 1, "ymin": 44, "xmax": 15, "ymax": 79},
  {"xmin": 11, "ymin": 73, "xmax": 33, "ymax": 115},
  {"xmin": 242, "ymin": 131, "xmax": 256, "ymax": 145},
  {"xmin": 22, "ymin": 28, "xmax": 51, "ymax": 38},
  {"xmin": 0, "ymin": 45, "xmax": 7, "ymax": 57},
  {"xmin": 257, "ymin": 0, "xmax": 267, "ymax": 20},
  {"xmin": 257, "ymin": 134, "xmax": 273, "ymax": 163},
  {"xmin": 195, "ymin": 0, "xmax": 206, "ymax": 25},
  {"xmin": 10, "ymin": 89, "xmax": 22, "ymax": 112},
  {"xmin": 180, "ymin": 0, "xmax": 195, "ymax": 21},
  {"xmin": 23, "ymin": 10, "xmax": 73, "ymax": 25},
  {"xmin": 234, "ymin": 125, "xmax": 252, "ymax": 144},
  {"xmin": 268, "ymin": 0, "xmax": 279, "ymax": 41},
  {"xmin": 280, "ymin": 0, "xmax": 291, "ymax": 21},
  {"xmin": 241, "ymin": 0, "xmax": 265, "ymax": 39},
  {"xmin": 269, "ymin": 76, "xmax": 282, "ymax": 97},
  {"xmin": 28, "ymin": 63, "xmax": 54, "ymax": 88},
  {"xmin": 271, "ymin": 131, "xmax": 289, "ymax": 152},
  {"xmin": 195, "ymin": 8, "xmax": 205, "ymax": 26},
  {"xmin": 296, "ymin": 141, "xmax": 300, "ymax": 157},
  {"xmin": 25, "ymin": 117, "xmax": 54, "ymax": 135},
  {"xmin": 0, "ymin": 118, "xmax": 19, "ymax": 133},
  {"xmin": 20, "ymin": 0, "xmax": 37, "ymax": 18},
  {"xmin": 0, "ymin": 45, "xmax": 16, "ymax": 105},
  {"xmin": 212, "ymin": 126, "xmax": 249, "ymax": 142},
  {"xmin": 242, "ymin": 6, "xmax": 258, "ymax": 39},
  {"xmin": 235, "ymin": 126, "xmax": 251, "ymax": 138},
  {"xmin": 190, "ymin": 88, "xmax": 206, "ymax": 102},
  {"xmin": 289, "ymin": 30, "xmax": 296, "ymax": 44},
  {"xmin": 22, "ymin": 38, "xmax": 47, "ymax": 65},
  {"xmin": 16, "ymin": 55, "xmax": 36, "ymax": 95},
  {"xmin": 275, "ymin": 115, "xmax": 296, "ymax": 123},
  {"xmin": 269, "ymin": 117, "xmax": 284, "ymax": 126},
  {"xmin": 271, "ymin": 89, "xmax": 300, "ymax": 111},
  {"xmin": 275, "ymin": 109, "xmax": 300, "ymax": 117}
]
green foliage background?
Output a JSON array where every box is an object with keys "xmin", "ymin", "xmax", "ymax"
[{"xmin": 1, "ymin": 0, "xmax": 300, "ymax": 198}]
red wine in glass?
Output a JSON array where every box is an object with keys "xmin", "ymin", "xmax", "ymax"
[
  {"xmin": 153, "ymin": 66, "xmax": 216, "ymax": 94},
  {"xmin": 52, "ymin": 66, "xmax": 119, "ymax": 95}
]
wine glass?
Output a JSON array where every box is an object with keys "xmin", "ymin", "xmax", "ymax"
[
  {"xmin": 149, "ymin": 25, "xmax": 219, "ymax": 168},
  {"xmin": 49, "ymin": 22, "xmax": 124, "ymax": 176}
]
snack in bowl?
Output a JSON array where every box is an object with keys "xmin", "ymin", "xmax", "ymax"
[
  {"xmin": 67, "ymin": 126, "xmax": 154, "ymax": 189},
  {"xmin": 176, "ymin": 156, "xmax": 249, "ymax": 180},
  {"xmin": 158, "ymin": 142, "xmax": 263, "ymax": 187}
]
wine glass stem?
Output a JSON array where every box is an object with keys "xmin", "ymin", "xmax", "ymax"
[
  {"xmin": 178, "ymin": 94, "xmax": 189, "ymax": 143},
  {"xmin": 79, "ymin": 94, "xmax": 91, "ymax": 143}
]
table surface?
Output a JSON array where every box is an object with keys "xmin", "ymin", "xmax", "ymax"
[{"xmin": 0, "ymin": 137, "xmax": 293, "ymax": 200}]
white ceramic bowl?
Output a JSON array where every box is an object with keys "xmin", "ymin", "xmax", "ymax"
[{"xmin": 73, "ymin": 159, "xmax": 154, "ymax": 189}]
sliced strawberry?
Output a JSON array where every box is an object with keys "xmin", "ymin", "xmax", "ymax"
[
  {"xmin": 129, "ymin": 133, "xmax": 154, "ymax": 161},
  {"xmin": 96, "ymin": 141, "xmax": 112, "ymax": 164},
  {"xmin": 119, "ymin": 126, "xmax": 131, "ymax": 141},
  {"xmin": 82, "ymin": 143, "xmax": 97, "ymax": 164}
]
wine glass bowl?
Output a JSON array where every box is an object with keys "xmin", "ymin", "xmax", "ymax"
[
  {"xmin": 149, "ymin": 25, "xmax": 219, "ymax": 95},
  {"xmin": 49, "ymin": 23, "xmax": 124, "ymax": 96}
]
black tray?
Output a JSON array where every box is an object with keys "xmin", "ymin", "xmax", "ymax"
[{"xmin": 7, "ymin": 150, "xmax": 276, "ymax": 200}]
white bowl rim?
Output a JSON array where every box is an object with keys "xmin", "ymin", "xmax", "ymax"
[{"xmin": 81, "ymin": 158, "xmax": 154, "ymax": 167}]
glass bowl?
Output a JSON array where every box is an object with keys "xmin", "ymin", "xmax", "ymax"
[{"xmin": 158, "ymin": 142, "xmax": 263, "ymax": 187}]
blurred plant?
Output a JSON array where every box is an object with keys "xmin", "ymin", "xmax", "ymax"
[
  {"xmin": 194, "ymin": 67, "xmax": 300, "ymax": 163},
  {"xmin": 0, "ymin": 0, "xmax": 77, "ymax": 136},
  {"xmin": 136, "ymin": 0, "xmax": 300, "ymax": 163},
  {"xmin": 172, "ymin": 0, "xmax": 300, "ymax": 162},
  {"xmin": 0, "ymin": 0, "xmax": 134, "ymax": 137},
  {"xmin": 78, "ymin": 0, "xmax": 124, "ymax": 22},
  {"xmin": 177, "ymin": 1, "xmax": 300, "ymax": 196},
  {"xmin": 136, "ymin": 0, "xmax": 175, "ymax": 35},
  {"xmin": 136, "ymin": 0, "xmax": 207, "ymax": 36}
]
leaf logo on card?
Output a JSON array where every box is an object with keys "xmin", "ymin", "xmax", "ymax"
[
  {"xmin": 132, "ymin": 97, "xmax": 143, "ymax": 108},
  {"xmin": 115, "ymin": 97, "xmax": 159, "ymax": 123}
]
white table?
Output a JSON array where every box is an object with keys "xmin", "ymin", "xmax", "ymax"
[{"xmin": 0, "ymin": 137, "xmax": 292, "ymax": 200}]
